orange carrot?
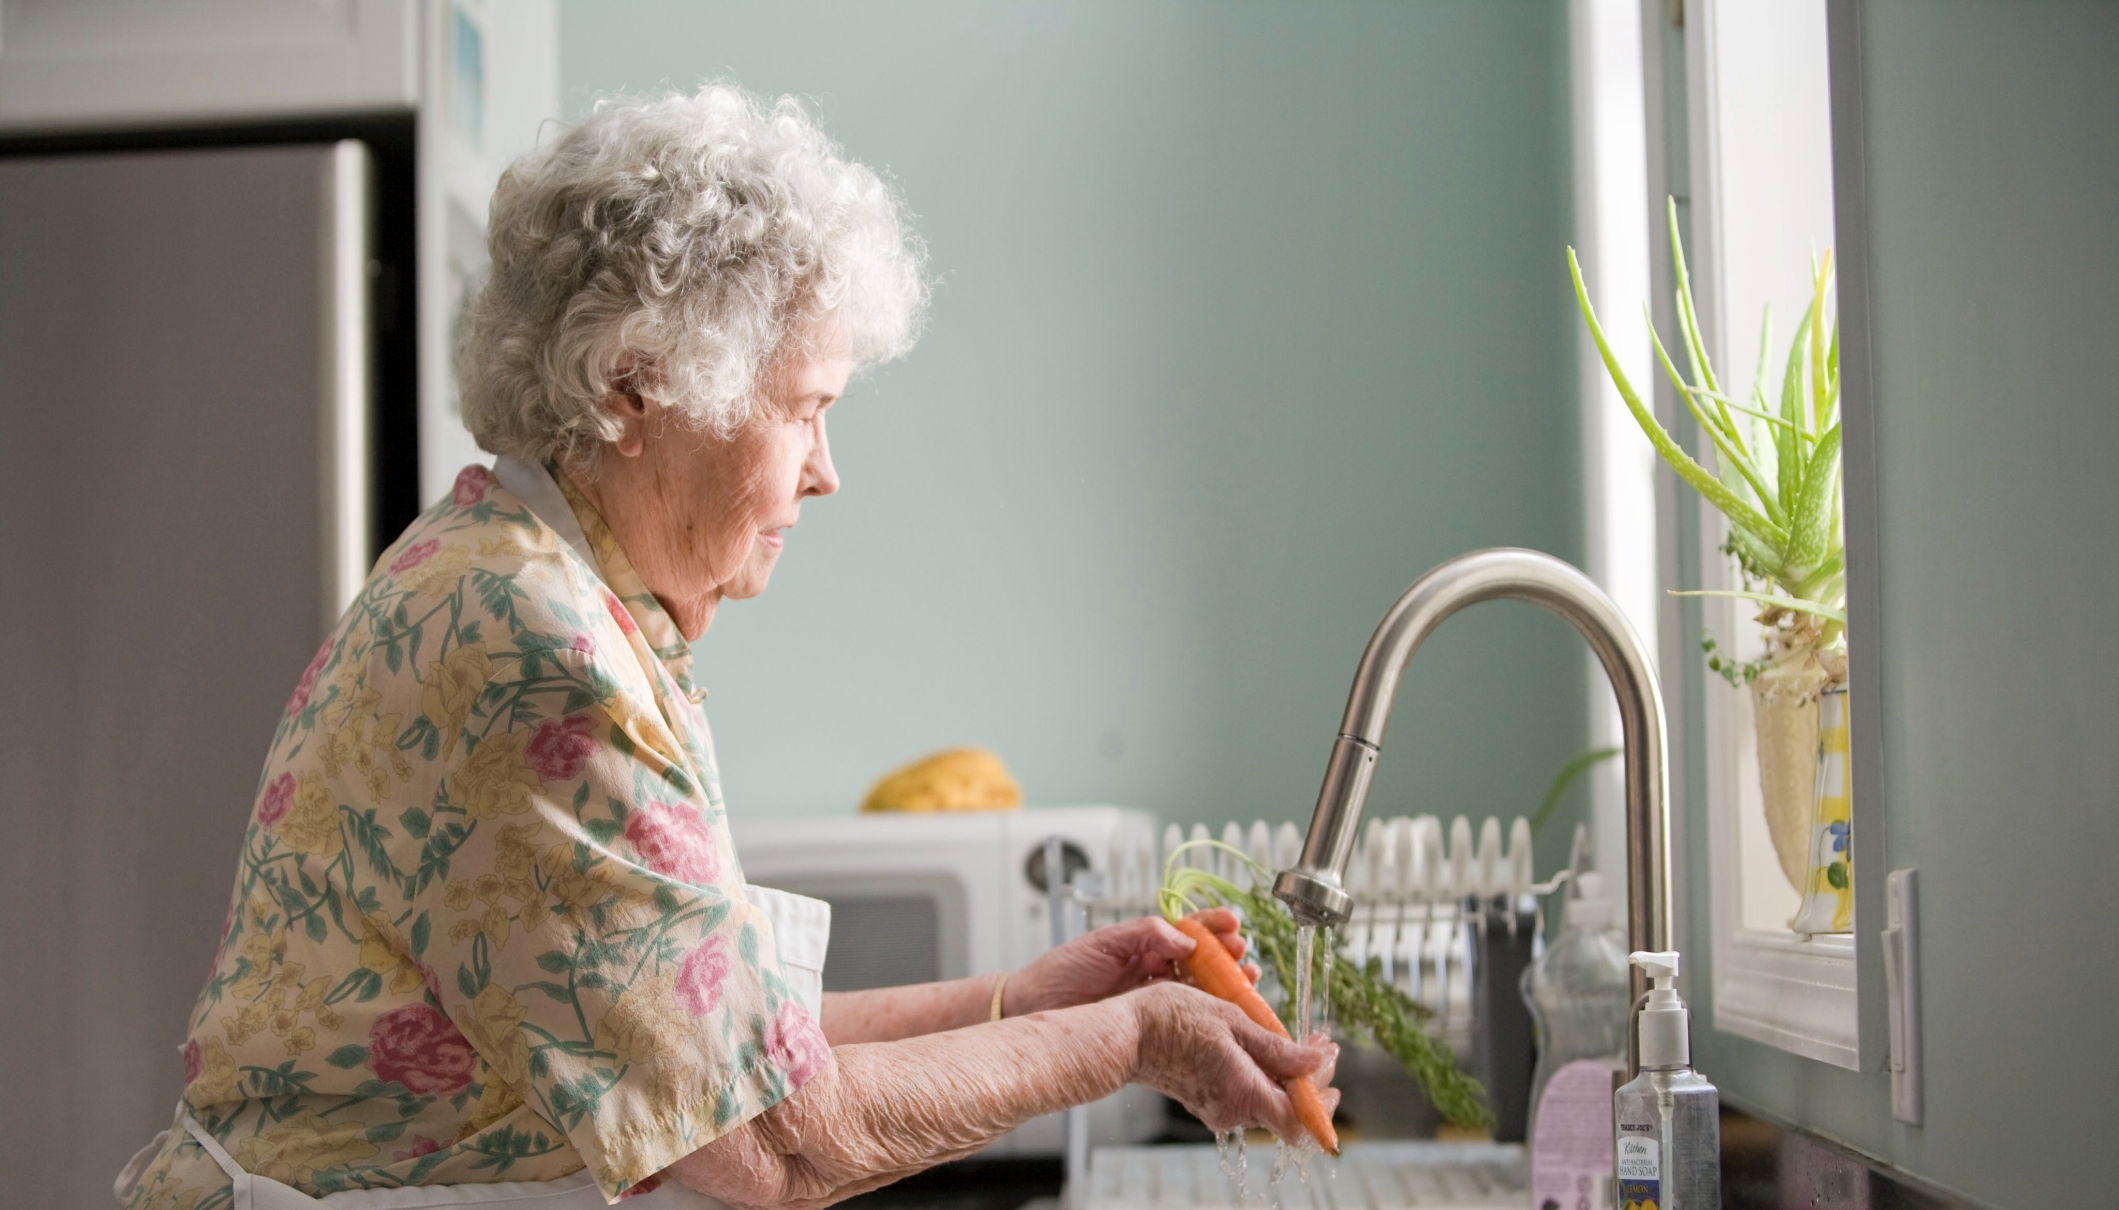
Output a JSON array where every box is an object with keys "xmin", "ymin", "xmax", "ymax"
[{"xmin": 1173, "ymin": 914, "xmax": 1340, "ymax": 1155}]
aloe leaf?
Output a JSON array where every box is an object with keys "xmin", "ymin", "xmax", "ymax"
[
  {"xmin": 1572, "ymin": 249, "xmax": 1787, "ymax": 548},
  {"xmin": 1668, "ymin": 588, "xmax": 1846, "ymax": 625},
  {"xmin": 1749, "ymin": 382, "xmax": 1781, "ymax": 496},
  {"xmin": 1777, "ymin": 308, "xmax": 1814, "ymax": 507},
  {"xmin": 1670, "ymin": 364, "xmax": 1786, "ymax": 528},
  {"xmin": 1668, "ymin": 200, "xmax": 1723, "ymax": 396},
  {"xmin": 1725, "ymin": 516, "xmax": 1787, "ymax": 582},
  {"xmin": 1647, "ymin": 321, "xmax": 1758, "ymax": 506},
  {"xmin": 1648, "ymin": 313, "xmax": 1735, "ymax": 443},
  {"xmin": 1810, "ymin": 251, "xmax": 1835, "ymax": 433},
  {"xmin": 1652, "ymin": 317, "xmax": 1744, "ymax": 448},
  {"xmin": 1805, "ymin": 569, "xmax": 1847, "ymax": 608},
  {"xmin": 1784, "ymin": 423, "xmax": 1843, "ymax": 573},
  {"xmin": 1793, "ymin": 549, "xmax": 1845, "ymax": 599},
  {"xmin": 1692, "ymin": 387, "xmax": 1813, "ymax": 438},
  {"xmin": 1828, "ymin": 472, "xmax": 1843, "ymax": 557},
  {"xmin": 1744, "ymin": 306, "xmax": 1772, "ymax": 445},
  {"xmin": 1827, "ymin": 316, "xmax": 1841, "ymax": 411}
]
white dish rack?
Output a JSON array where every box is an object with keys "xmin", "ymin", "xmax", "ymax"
[{"xmin": 1081, "ymin": 815, "xmax": 1543, "ymax": 1050}]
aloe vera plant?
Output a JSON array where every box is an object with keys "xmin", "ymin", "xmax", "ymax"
[{"xmin": 1568, "ymin": 200, "xmax": 1846, "ymax": 684}]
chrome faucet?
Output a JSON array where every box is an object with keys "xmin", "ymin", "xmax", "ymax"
[{"xmin": 1272, "ymin": 548, "xmax": 1672, "ymax": 1009}]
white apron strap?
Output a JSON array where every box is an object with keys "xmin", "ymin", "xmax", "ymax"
[{"xmin": 179, "ymin": 1112, "xmax": 317, "ymax": 1209}]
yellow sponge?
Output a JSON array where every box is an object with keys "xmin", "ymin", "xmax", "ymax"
[{"xmin": 860, "ymin": 747, "xmax": 1022, "ymax": 813}]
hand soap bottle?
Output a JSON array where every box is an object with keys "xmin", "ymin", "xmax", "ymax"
[{"xmin": 1614, "ymin": 951, "xmax": 1719, "ymax": 1210}]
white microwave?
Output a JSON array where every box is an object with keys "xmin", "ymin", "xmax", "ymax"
[{"xmin": 728, "ymin": 805, "xmax": 1163, "ymax": 1156}]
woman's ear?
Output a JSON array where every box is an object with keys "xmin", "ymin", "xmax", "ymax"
[{"xmin": 604, "ymin": 375, "xmax": 650, "ymax": 458}]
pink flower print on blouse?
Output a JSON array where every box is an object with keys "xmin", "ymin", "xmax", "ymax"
[
  {"xmin": 623, "ymin": 801, "xmax": 717, "ymax": 885},
  {"xmin": 181, "ymin": 1038, "xmax": 202, "ymax": 1086},
  {"xmin": 367, "ymin": 1003, "xmax": 476, "ymax": 1095},
  {"xmin": 674, "ymin": 936, "xmax": 732, "ymax": 1018},
  {"xmin": 452, "ymin": 465, "xmax": 491, "ymax": 507},
  {"xmin": 395, "ymin": 1136, "xmax": 444, "ymax": 1163},
  {"xmin": 285, "ymin": 637, "xmax": 335, "ymax": 717},
  {"xmin": 766, "ymin": 1001, "xmax": 830, "ymax": 1090},
  {"xmin": 524, "ymin": 715, "xmax": 598, "ymax": 782},
  {"xmin": 603, "ymin": 589, "xmax": 639, "ymax": 637},
  {"xmin": 257, "ymin": 772, "xmax": 295, "ymax": 828},
  {"xmin": 390, "ymin": 539, "xmax": 440, "ymax": 575}
]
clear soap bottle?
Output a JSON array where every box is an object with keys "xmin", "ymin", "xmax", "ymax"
[
  {"xmin": 1522, "ymin": 871, "xmax": 1631, "ymax": 1109},
  {"xmin": 1613, "ymin": 950, "xmax": 1720, "ymax": 1210},
  {"xmin": 1521, "ymin": 872, "xmax": 1632, "ymax": 1209}
]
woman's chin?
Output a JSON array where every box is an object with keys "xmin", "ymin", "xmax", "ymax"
[{"xmin": 723, "ymin": 555, "xmax": 780, "ymax": 601}]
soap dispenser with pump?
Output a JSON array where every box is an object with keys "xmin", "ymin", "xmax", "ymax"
[{"xmin": 1613, "ymin": 950, "xmax": 1720, "ymax": 1210}]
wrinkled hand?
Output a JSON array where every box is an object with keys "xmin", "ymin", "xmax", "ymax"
[
  {"xmin": 1127, "ymin": 982, "xmax": 1339, "ymax": 1142},
  {"xmin": 1005, "ymin": 909, "xmax": 1257, "ymax": 1017}
]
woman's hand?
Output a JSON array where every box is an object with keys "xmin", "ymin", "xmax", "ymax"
[
  {"xmin": 669, "ymin": 980, "xmax": 1337, "ymax": 1210},
  {"xmin": 1126, "ymin": 981, "xmax": 1339, "ymax": 1142},
  {"xmin": 1004, "ymin": 908, "xmax": 1256, "ymax": 1017}
]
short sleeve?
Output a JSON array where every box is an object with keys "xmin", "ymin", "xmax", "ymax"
[{"xmin": 423, "ymin": 645, "xmax": 821, "ymax": 1199}]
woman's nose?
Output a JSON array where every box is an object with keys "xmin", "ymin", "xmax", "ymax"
[{"xmin": 803, "ymin": 417, "xmax": 840, "ymax": 498}]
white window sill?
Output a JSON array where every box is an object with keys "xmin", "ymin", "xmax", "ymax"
[{"xmin": 1711, "ymin": 928, "xmax": 1859, "ymax": 1068}]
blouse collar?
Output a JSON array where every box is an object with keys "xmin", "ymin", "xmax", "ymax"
[{"xmin": 494, "ymin": 456, "xmax": 702, "ymax": 701}]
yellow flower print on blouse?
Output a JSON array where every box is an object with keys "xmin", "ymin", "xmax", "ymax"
[
  {"xmin": 592, "ymin": 971, "xmax": 692, "ymax": 1069},
  {"xmin": 124, "ymin": 465, "xmax": 818, "ymax": 1208},
  {"xmin": 276, "ymin": 771, "xmax": 343, "ymax": 856},
  {"xmin": 422, "ymin": 642, "xmax": 492, "ymax": 759},
  {"xmin": 184, "ymin": 1037, "xmax": 242, "ymax": 1108},
  {"xmin": 453, "ymin": 984, "xmax": 532, "ymax": 1090},
  {"xmin": 450, "ymin": 730, "xmax": 543, "ymax": 820},
  {"xmin": 231, "ymin": 1113, "xmax": 381, "ymax": 1185}
]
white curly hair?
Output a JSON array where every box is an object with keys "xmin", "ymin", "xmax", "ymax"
[{"xmin": 457, "ymin": 83, "xmax": 928, "ymax": 461}]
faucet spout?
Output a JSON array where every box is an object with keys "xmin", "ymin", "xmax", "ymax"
[{"xmin": 1272, "ymin": 548, "xmax": 1672, "ymax": 972}]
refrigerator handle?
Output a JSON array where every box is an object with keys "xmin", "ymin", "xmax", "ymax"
[{"xmin": 319, "ymin": 139, "xmax": 375, "ymax": 632}]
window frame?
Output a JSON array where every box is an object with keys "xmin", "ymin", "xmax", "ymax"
[{"xmin": 1668, "ymin": 0, "xmax": 1883, "ymax": 1071}]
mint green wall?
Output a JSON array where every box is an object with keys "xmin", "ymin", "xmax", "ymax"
[
  {"xmin": 1684, "ymin": 5, "xmax": 2119, "ymax": 1207},
  {"xmin": 558, "ymin": 2, "xmax": 1591, "ymax": 858}
]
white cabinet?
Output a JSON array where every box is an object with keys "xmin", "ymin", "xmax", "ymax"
[{"xmin": 0, "ymin": 0, "xmax": 419, "ymax": 129}]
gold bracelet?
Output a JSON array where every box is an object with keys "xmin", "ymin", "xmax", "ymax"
[{"xmin": 988, "ymin": 972, "xmax": 1010, "ymax": 1022}]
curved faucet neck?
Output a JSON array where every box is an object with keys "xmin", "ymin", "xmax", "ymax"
[{"xmin": 1272, "ymin": 548, "xmax": 1673, "ymax": 1005}]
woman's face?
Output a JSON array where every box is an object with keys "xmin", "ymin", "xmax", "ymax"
[{"xmin": 577, "ymin": 332, "xmax": 850, "ymax": 640}]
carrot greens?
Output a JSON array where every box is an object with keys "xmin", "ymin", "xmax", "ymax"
[{"xmin": 1160, "ymin": 840, "xmax": 1493, "ymax": 1132}]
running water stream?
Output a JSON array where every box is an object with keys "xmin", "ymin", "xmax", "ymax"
[
  {"xmin": 1292, "ymin": 925, "xmax": 1315, "ymax": 1042},
  {"xmin": 1214, "ymin": 1129, "xmax": 1251, "ymax": 1207},
  {"xmin": 1273, "ymin": 925, "xmax": 1331, "ymax": 1209}
]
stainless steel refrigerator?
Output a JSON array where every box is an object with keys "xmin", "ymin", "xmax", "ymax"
[{"xmin": 0, "ymin": 141, "xmax": 399, "ymax": 1206}]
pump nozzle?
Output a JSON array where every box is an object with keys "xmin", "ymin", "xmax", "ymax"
[
  {"xmin": 1628, "ymin": 950, "xmax": 1690, "ymax": 1069},
  {"xmin": 1631, "ymin": 949, "xmax": 1680, "ymax": 984}
]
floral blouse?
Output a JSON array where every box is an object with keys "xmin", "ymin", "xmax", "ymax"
[{"xmin": 123, "ymin": 465, "xmax": 829, "ymax": 1210}]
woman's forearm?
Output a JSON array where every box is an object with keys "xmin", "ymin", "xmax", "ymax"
[
  {"xmin": 818, "ymin": 974, "xmax": 998, "ymax": 1045},
  {"xmin": 671, "ymin": 996, "xmax": 1140, "ymax": 1210}
]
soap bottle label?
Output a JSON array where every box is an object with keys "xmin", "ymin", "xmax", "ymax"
[
  {"xmin": 1531, "ymin": 1059, "xmax": 1617, "ymax": 1209},
  {"xmin": 1616, "ymin": 1127, "xmax": 1659, "ymax": 1210}
]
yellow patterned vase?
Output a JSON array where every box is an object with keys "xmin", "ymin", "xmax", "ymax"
[{"xmin": 1787, "ymin": 688, "xmax": 1852, "ymax": 936}]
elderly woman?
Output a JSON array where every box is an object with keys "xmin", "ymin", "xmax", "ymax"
[{"xmin": 116, "ymin": 86, "xmax": 1334, "ymax": 1210}]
